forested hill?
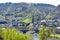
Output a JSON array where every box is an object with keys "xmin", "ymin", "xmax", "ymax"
[
  {"xmin": 50, "ymin": 5, "xmax": 60, "ymax": 19},
  {"xmin": 0, "ymin": 2, "xmax": 56, "ymax": 20}
]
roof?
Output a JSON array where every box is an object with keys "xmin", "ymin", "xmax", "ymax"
[
  {"xmin": 0, "ymin": 15, "xmax": 5, "ymax": 21},
  {"xmin": 57, "ymin": 27, "xmax": 60, "ymax": 29},
  {"xmin": 41, "ymin": 20, "xmax": 46, "ymax": 22},
  {"xmin": 0, "ymin": 21, "xmax": 7, "ymax": 24}
]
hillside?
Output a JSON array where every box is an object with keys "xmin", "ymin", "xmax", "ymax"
[
  {"xmin": 0, "ymin": 2, "xmax": 56, "ymax": 21},
  {"xmin": 50, "ymin": 5, "xmax": 60, "ymax": 19}
]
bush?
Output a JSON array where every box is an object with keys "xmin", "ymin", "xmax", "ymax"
[
  {"xmin": 39, "ymin": 27, "xmax": 52, "ymax": 40},
  {"xmin": 0, "ymin": 26, "xmax": 3, "ymax": 40},
  {"xmin": 1, "ymin": 28, "xmax": 33, "ymax": 40}
]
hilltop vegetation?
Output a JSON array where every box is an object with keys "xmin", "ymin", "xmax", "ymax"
[
  {"xmin": 0, "ymin": 2, "xmax": 60, "ymax": 21},
  {"xmin": 0, "ymin": 2, "xmax": 56, "ymax": 20}
]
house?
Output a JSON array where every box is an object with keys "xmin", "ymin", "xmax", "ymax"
[
  {"xmin": 56, "ymin": 27, "xmax": 60, "ymax": 34},
  {"xmin": 55, "ymin": 19, "xmax": 60, "ymax": 26},
  {"xmin": 12, "ymin": 19, "xmax": 18, "ymax": 27},
  {"xmin": 40, "ymin": 19, "xmax": 59, "ymax": 27},
  {"xmin": 40, "ymin": 20, "xmax": 46, "ymax": 25},
  {"xmin": 0, "ymin": 15, "xmax": 8, "ymax": 27},
  {"xmin": 0, "ymin": 15, "xmax": 5, "ymax": 21},
  {"xmin": 0, "ymin": 21, "xmax": 8, "ymax": 27}
]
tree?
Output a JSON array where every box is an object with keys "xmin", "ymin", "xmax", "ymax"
[
  {"xmin": 45, "ymin": 14, "xmax": 53, "ymax": 20},
  {"xmin": 39, "ymin": 27, "xmax": 52, "ymax": 40},
  {"xmin": 2, "ymin": 28, "xmax": 33, "ymax": 40},
  {"xmin": 0, "ymin": 25, "xmax": 3, "ymax": 40}
]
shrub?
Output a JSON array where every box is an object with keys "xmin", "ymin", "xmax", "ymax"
[
  {"xmin": 2, "ymin": 28, "xmax": 33, "ymax": 40},
  {"xmin": 39, "ymin": 27, "xmax": 52, "ymax": 40},
  {"xmin": 0, "ymin": 26, "xmax": 3, "ymax": 40}
]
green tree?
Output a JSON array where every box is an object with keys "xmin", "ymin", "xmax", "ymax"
[
  {"xmin": 2, "ymin": 28, "xmax": 33, "ymax": 40},
  {"xmin": 45, "ymin": 14, "xmax": 53, "ymax": 19},
  {"xmin": 0, "ymin": 25, "xmax": 3, "ymax": 40},
  {"xmin": 39, "ymin": 27, "xmax": 52, "ymax": 40}
]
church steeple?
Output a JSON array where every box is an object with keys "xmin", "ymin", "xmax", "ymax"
[{"xmin": 32, "ymin": 14, "xmax": 35, "ymax": 27}]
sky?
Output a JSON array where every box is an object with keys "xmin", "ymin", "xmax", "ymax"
[{"xmin": 0, "ymin": 0, "xmax": 60, "ymax": 6}]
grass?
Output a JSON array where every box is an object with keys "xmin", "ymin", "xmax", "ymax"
[
  {"xmin": 20, "ymin": 18, "xmax": 31, "ymax": 23},
  {"xmin": 51, "ymin": 34, "xmax": 60, "ymax": 38},
  {"xmin": 22, "ymin": 18, "xmax": 31, "ymax": 23}
]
